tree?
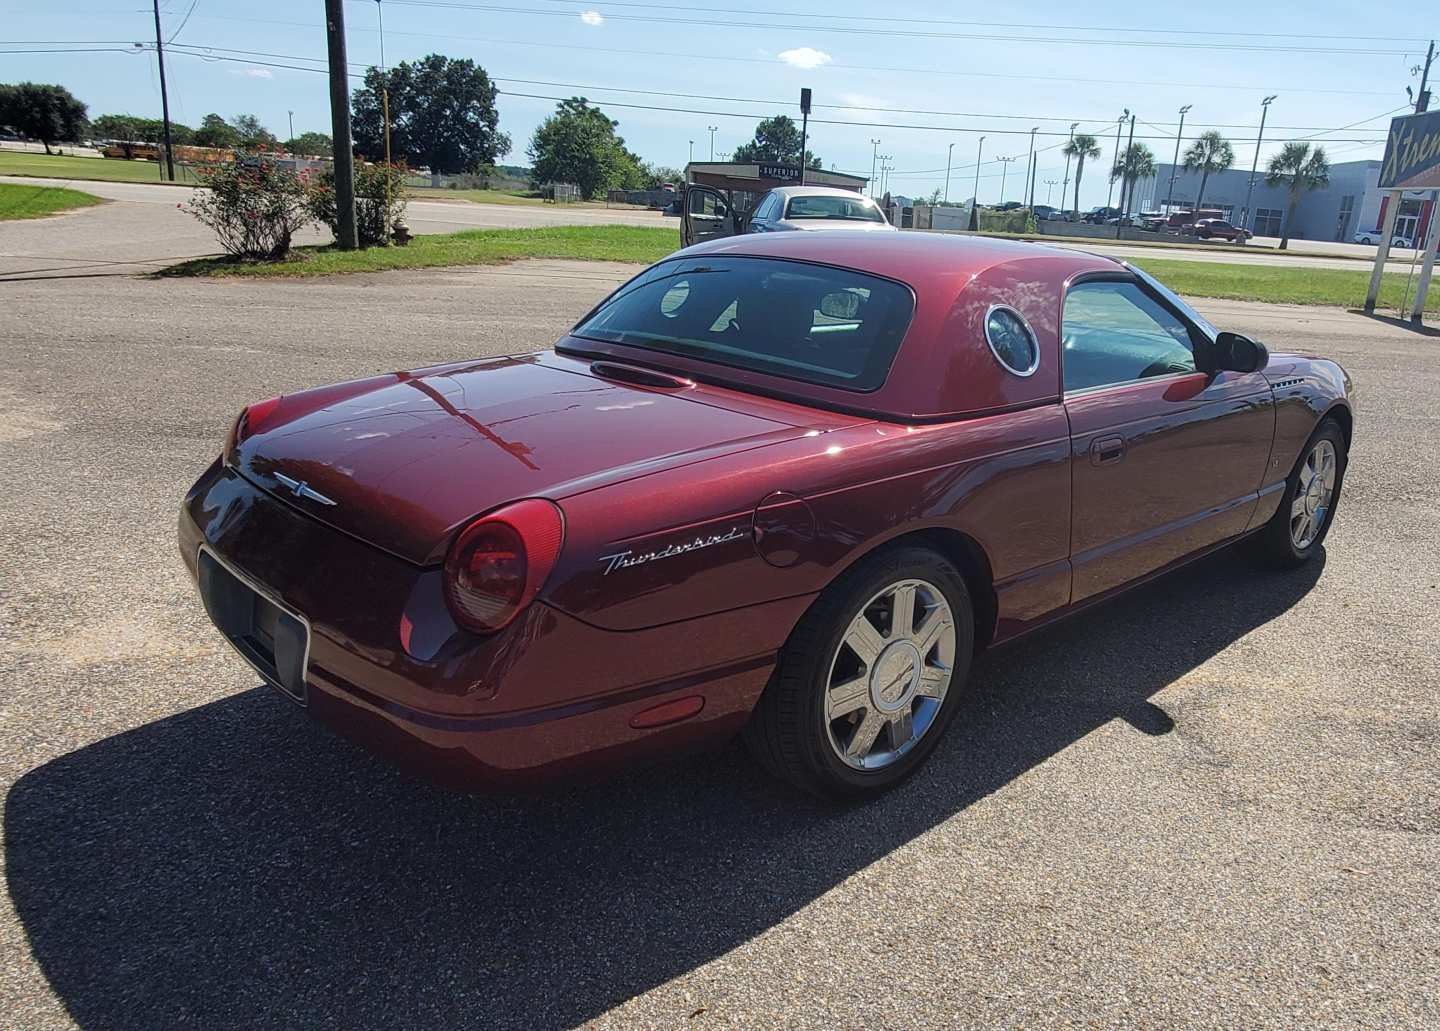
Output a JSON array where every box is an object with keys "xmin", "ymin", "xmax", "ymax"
[
  {"xmin": 0, "ymin": 82, "xmax": 87, "ymax": 154},
  {"xmin": 353, "ymin": 55, "xmax": 510, "ymax": 175},
  {"xmin": 91, "ymin": 114, "xmax": 141, "ymax": 156},
  {"xmin": 1062, "ymin": 133, "xmax": 1101, "ymax": 221},
  {"xmin": 1110, "ymin": 142, "xmax": 1156, "ymax": 217},
  {"xmin": 193, "ymin": 113, "xmax": 239, "ymax": 149},
  {"xmin": 1265, "ymin": 142, "xmax": 1330, "ymax": 250},
  {"xmin": 232, "ymin": 113, "xmax": 278, "ymax": 150},
  {"xmin": 641, "ymin": 162, "xmax": 684, "ymax": 189},
  {"xmin": 528, "ymin": 97, "xmax": 646, "ymax": 199},
  {"xmin": 1182, "ymin": 130, "xmax": 1235, "ymax": 214},
  {"xmin": 731, "ymin": 116, "xmax": 822, "ymax": 169},
  {"xmin": 284, "ymin": 131, "xmax": 333, "ymax": 157}
]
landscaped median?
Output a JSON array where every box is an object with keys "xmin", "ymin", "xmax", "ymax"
[
  {"xmin": 156, "ymin": 225, "xmax": 682, "ymax": 278},
  {"xmin": 1130, "ymin": 257, "xmax": 1440, "ymax": 314},
  {"xmin": 0, "ymin": 181, "xmax": 103, "ymax": 220}
]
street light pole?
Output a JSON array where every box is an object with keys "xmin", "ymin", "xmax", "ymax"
[
  {"xmin": 1106, "ymin": 110, "xmax": 1127, "ymax": 211},
  {"xmin": 969, "ymin": 136, "xmax": 986, "ymax": 231},
  {"xmin": 1060, "ymin": 122, "xmax": 1077, "ymax": 212},
  {"xmin": 944, "ymin": 142, "xmax": 954, "ymax": 203},
  {"xmin": 707, "ymin": 125, "xmax": 717, "ymax": 160},
  {"xmin": 688, "ymin": 140, "xmax": 694, "ymax": 163},
  {"xmin": 869, "ymin": 138, "xmax": 881, "ymax": 199},
  {"xmin": 1025, "ymin": 126, "xmax": 1038, "ymax": 209},
  {"xmin": 1241, "ymin": 95, "xmax": 1277, "ymax": 234},
  {"xmin": 1165, "ymin": 104, "xmax": 1191, "ymax": 216},
  {"xmin": 287, "ymin": 110, "xmax": 295, "ymax": 143},
  {"xmin": 1116, "ymin": 113, "xmax": 1136, "ymax": 240}
]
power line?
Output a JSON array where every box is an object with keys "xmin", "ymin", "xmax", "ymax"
[
  {"xmin": 375, "ymin": 1, "xmax": 1420, "ymax": 55},
  {"xmin": 463, "ymin": 0, "xmax": 1422, "ymax": 43}
]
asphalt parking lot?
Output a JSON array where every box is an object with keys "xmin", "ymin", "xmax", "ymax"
[{"xmin": 2, "ymin": 263, "xmax": 1438, "ymax": 1029}]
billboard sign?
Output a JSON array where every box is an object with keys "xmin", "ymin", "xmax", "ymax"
[
  {"xmin": 758, "ymin": 163, "xmax": 802, "ymax": 182},
  {"xmin": 1379, "ymin": 109, "xmax": 1440, "ymax": 190}
]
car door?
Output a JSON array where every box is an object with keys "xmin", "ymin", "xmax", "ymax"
[
  {"xmin": 1062, "ymin": 274, "xmax": 1274, "ymax": 602},
  {"xmin": 681, "ymin": 186, "xmax": 738, "ymax": 247}
]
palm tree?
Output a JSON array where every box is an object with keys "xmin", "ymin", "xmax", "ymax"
[
  {"xmin": 1062, "ymin": 133, "xmax": 1101, "ymax": 222},
  {"xmin": 1110, "ymin": 142, "xmax": 1157, "ymax": 218},
  {"xmin": 1182, "ymin": 130, "xmax": 1235, "ymax": 214},
  {"xmin": 1265, "ymin": 142, "xmax": 1330, "ymax": 250}
]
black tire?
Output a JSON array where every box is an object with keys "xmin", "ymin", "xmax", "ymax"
[
  {"xmin": 743, "ymin": 545, "xmax": 975, "ymax": 800},
  {"xmin": 1252, "ymin": 419, "xmax": 1348, "ymax": 569}
]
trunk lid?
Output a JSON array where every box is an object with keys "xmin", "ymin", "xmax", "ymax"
[{"xmin": 234, "ymin": 353, "xmax": 822, "ymax": 565}]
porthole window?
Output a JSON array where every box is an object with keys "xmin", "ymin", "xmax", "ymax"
[{"xmin": 984, "ymin": 305, "xmax": 1039, "ymax": 377}]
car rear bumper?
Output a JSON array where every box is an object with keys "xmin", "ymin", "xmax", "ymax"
[{"xmin": 180, "ymin": 459, "xmax": 809, "ymax": 790}]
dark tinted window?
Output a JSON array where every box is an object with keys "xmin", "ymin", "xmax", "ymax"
[
  {"xmin": 784, "ymin": 195, "xmax": 887, "ymax": 223},
  {"xmin": 1062, "ymin": 280, "xmax": 1197, "ymax": 392},
  {"xmin": 574, "ymin": 257, "xmax": 915, "ymax": 391}
]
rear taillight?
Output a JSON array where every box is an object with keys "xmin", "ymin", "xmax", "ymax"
[{"xmin": 444, "ymin": 499, "xmax": 565, "ymax": 633}]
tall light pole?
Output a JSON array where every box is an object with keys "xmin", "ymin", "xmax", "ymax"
[
  {"xmin": 1165, "ymin": 104, "xmax": 1191, "ymax": 215},
  {"xmin": 869, "ymin": 138, "xmax": 881, "ymax": 199},
  {"xmin": 997, "ymin": 156, "xmax": 1016, "ymax": 203},
  {"xmin": 1025, "ymin": 126, "xmax": 1038, "ymax": 209},
  {"xmin": 1106, "ymin": 110, "xmax": 1128, "ymax": 210},
  {"xmin": 287, "ymin": 110, "xmax": 295, "ymax": 144},
  {"xmin": 1241, "ymin": 95, "xmax": 1277, "ymax": 233},
  {"xmin": 1116, "ymin": 113, "xmax": 1136, "ymax": 239},
  {"xmin": 1060, "ymin": 122, "xmax": 1077, "ymax": 211},
  {"xmin": 707, "ymin": 125, "xmax": 717, "ymax": 160},
  {"xmin": 944, "ymin": 142, "xmax": 955, "ymax": 203},
  {"xmin": 969, "ymin": 136, "xmax": 986, "ymax": 231},
  {"xmin": 688, "ymin": 139, "xmax": 694, "ymax": 163}
]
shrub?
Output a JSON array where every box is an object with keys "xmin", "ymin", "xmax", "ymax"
[
  {"xmin": 306, "ymin": 162, "xmax": 409, "ymax": 247},
  {"xmin": 184, "ymin": 157, "xmax": 312, "ymax": 260}
]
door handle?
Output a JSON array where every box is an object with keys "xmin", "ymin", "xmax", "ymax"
[{"xmin": 1090, "ymin": 435, "xmax": 1127, "ymax": 466}]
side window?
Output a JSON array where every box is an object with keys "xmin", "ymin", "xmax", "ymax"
[
  {"xmin": 1061, "ymin": 280, "xmax": 1198, "ymax": 392},
  {"xmin": 688, "ymin": 190, "xmax": 728, "ymax": 218},
  {"xmin": 754, "ymin": 194, "xmax": 779, "ymax": 221}
]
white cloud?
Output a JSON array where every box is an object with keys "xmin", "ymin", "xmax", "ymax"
[
  {"xmin": 777, "ymin": 47, "xmax": 832, "ymax": 70},
  {"xmin": 228, "ymin": 67, "xmax": 274, "ymax": 79},
  {"xmin": 580, "ymin": 10, "xmax": 603, "ymax": 25}
]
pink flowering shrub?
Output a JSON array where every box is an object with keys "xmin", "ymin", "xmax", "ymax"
[
  {"xmin": 305, "ymin": 162, "xmax": 409, "ymax": 247},
  {"xmin": 184, "ymin": 157, "xmax": 312, "ymax": 260}
]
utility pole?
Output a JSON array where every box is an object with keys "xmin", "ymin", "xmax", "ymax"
[
  {"xmin": 1116, "ymin": 113, "xmax": 1136, "ymax": 239},
  {"xmin": 324, "ymin": 0, "xmax": 359, "ymax": 249},
  {"xmin": 1106, "ymin": 111, "xmax": 1127, "ymax": 211},
  {"xmin": 997, "ymin": 156, "xmax": 1016, "ymax": 203},
  {"xmin": 869, "ymin": 139, "xmax": 881, "ymax": 199},
  {"xmin": 944, "ymin": 142, "xmax": 954, "ymax": 203},
  {"xmin": 1025, "ymin": 126, "xmax": 1038, "ymax": 208},
  {"xmin": 1044, "ymin": 179, "xmax": 1059, "ymax": 205},
  {"xmin": 287, "ymin": 110, "xmax": 295, "ymax": 143},
  {"xmin": 1060, "ymin": 122, "xmax": 1077, "ymax": 212},
  {"xmin": 969, "ymin": 136, "xmax": 986, "ymax": 231},
  {"xmin": 688, "ymin": 139, "xmax": 694, "ymax": 163},
  {"xmin": 1165, "ymin": 104, "xmax": 1191, "ymax": 215},
  {"xmin": 151, "ymin": 0, "xmax": 176, "ymax": 182},
  {"xmin": 1416, "ymin": 40, "xmax": 1434, "ymax": 112},
  {"xmin": 707, "ymin": 125, "xmax": 717, "ymax": 160},
  {"xmin": 1241, "ymin": 95, "xmax": 1277, "ymax": 234}
]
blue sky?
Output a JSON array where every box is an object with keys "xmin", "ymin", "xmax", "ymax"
[{"xmin": 4, "ymin": 1, "xmax": 1427, "ymax": 208}]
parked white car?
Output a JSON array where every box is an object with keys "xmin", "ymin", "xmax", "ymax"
[{"xmin": 1354, "ymin": 231, "xmax": 1414, "ymax": 248}]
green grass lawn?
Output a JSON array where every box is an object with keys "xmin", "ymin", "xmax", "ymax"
[
  {"xmin": 158, "ymin": 224, "xmax": 682, "ymax": 278},
  {"xmin": 1132, "ymin": 257, "xmax": 1440, "ymax": 314},
  {"xmin": 0, "ymin": 181, "xmax": 103, "ymax": 220},
  {"xmin": 0, "ymin": 150, "xmax": 199, "ymax": 185}
]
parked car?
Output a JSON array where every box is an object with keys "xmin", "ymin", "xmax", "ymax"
[
  {"xmin": 183, "ymin": 232, "xmax": 1353, "ymax": 799},
  {"xmin": 682, "ymin": 185, "xmax": 893, "ymax": 245},
  {"xmin": 993, "ymin": 201, "xmax": 1025, "ymax": 212},
  {"xmin": 1032, "ymin": 205, "xmax": 1060, "ymax": 220},
  {"xmin": 1353, "ymin": 231, "xmax": 1414, "ymax": 248},
  {"xmin": 1083, "ymin": 206, "xmax": 1123, "ymax": 225},
  {"xmin": 1184, "ymin": 218, "xmax": 1252, "ymax": 242}
]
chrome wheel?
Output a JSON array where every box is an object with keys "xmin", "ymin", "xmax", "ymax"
[
  {"xmin": 1291, "ymin": 438, "xmax": 1337, "ymax": 549},
  {"xmin": 823, "ymin": 578, "xmax": 956, "ymax": 770}
]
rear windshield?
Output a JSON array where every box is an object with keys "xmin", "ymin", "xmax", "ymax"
[
  {"xmin": 572, "ymin": 256, "xmax": 915, "ymax": 391},
  {"xmin": 784, "ymin": 195, "xmax": 887, "ymax": 223}
]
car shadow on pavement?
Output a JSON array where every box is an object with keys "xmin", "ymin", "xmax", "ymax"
[{"xmin": 6, "ymin": 548, "xmax": 1322, "ymax": 1030}]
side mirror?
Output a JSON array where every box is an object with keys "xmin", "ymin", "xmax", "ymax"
[{"xmin": 1212, "ymin": 331, "xmax": 1269, "ymax": 374}]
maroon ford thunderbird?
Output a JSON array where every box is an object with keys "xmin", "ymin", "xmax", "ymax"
[{"xmin": 181, "ymin": 232, "xmax": 1352, "ymax": 798}]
